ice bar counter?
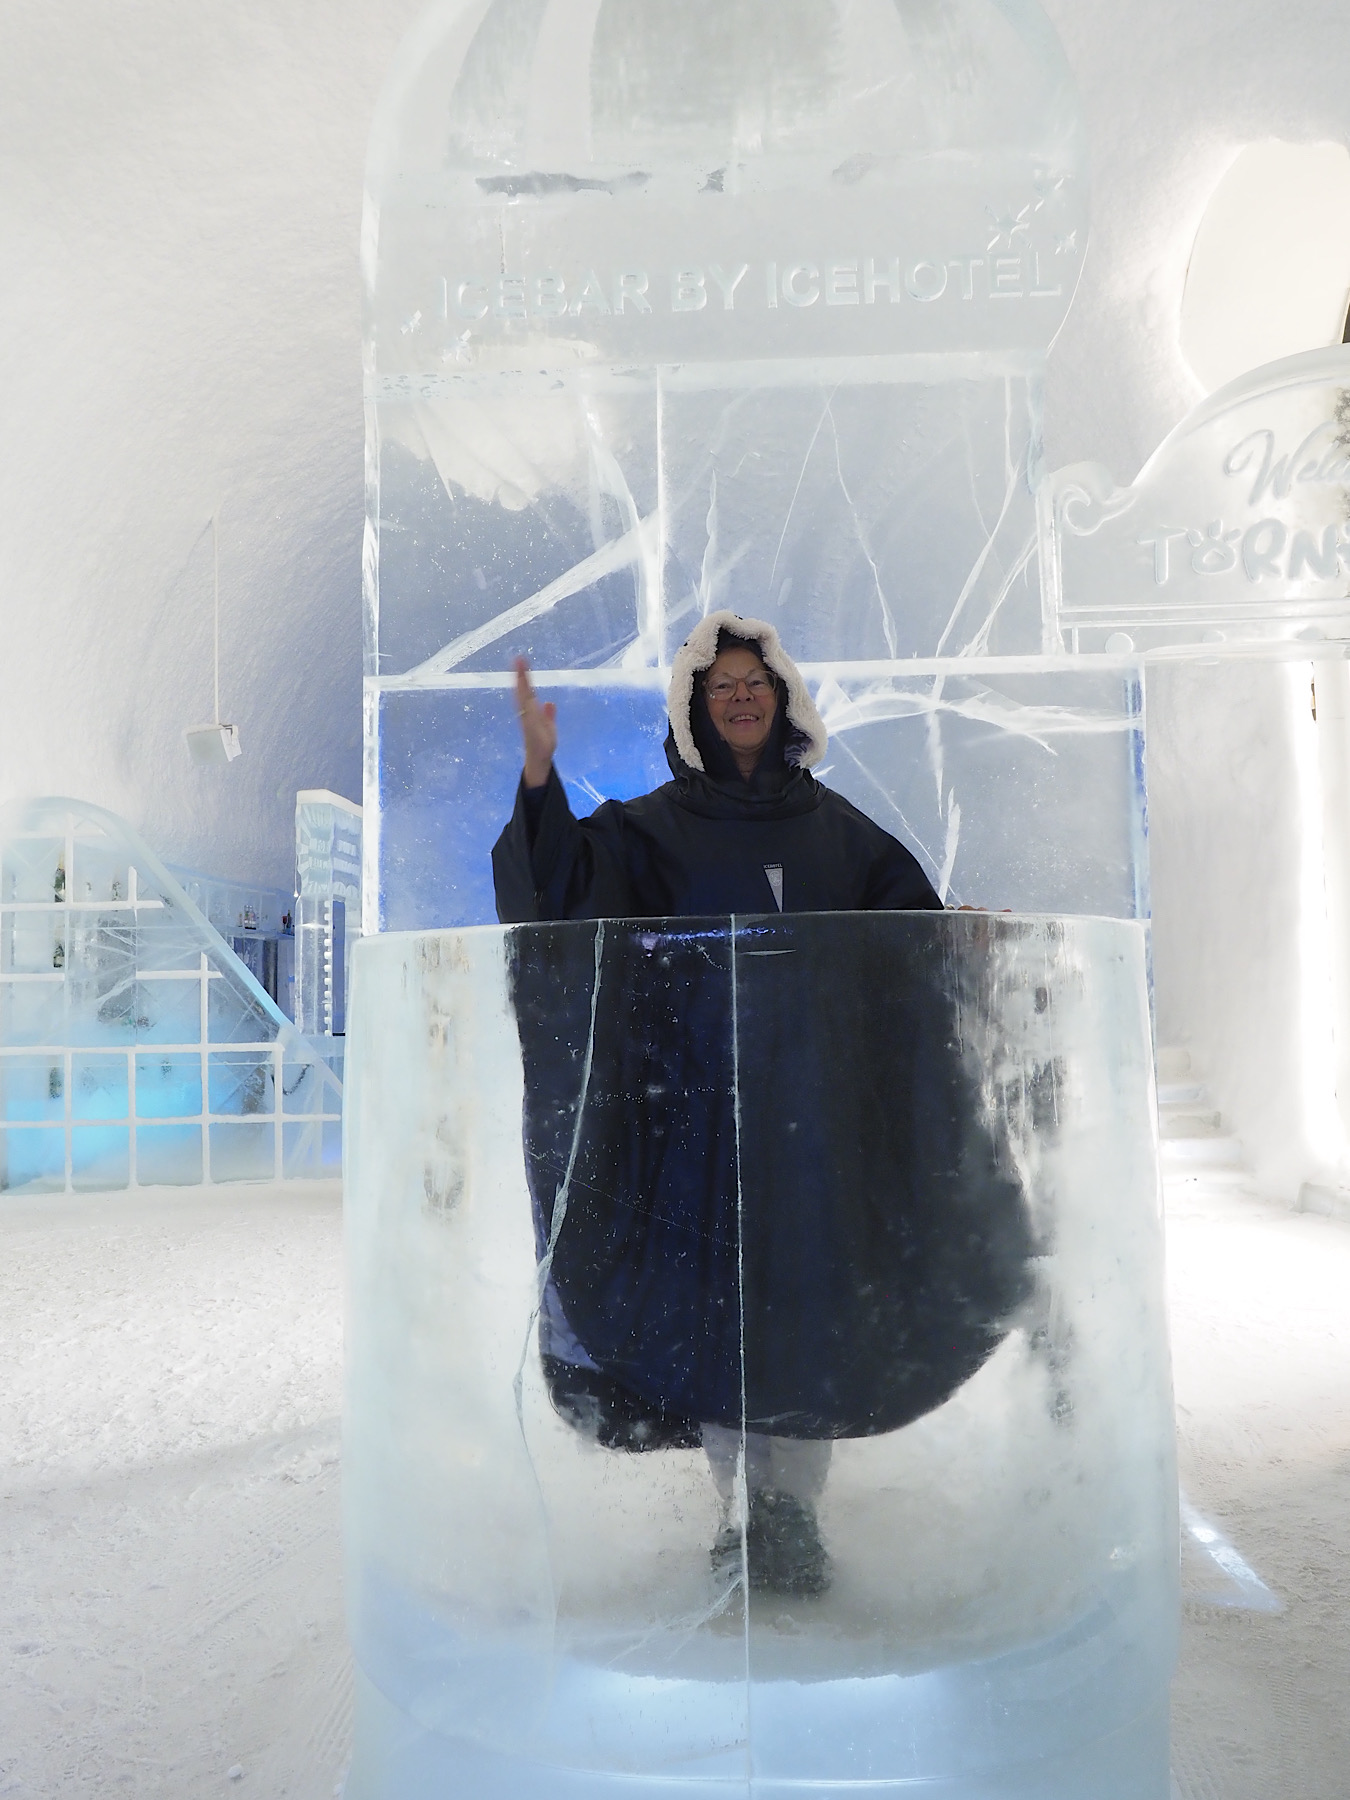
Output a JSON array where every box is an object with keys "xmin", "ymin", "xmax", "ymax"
[{"xmin": 343, "ymin": 911, "xmax": 1177, "ymax": 1800}]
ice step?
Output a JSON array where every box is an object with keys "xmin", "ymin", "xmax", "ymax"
[
  {"xmin": 1159, "ymin": 1110, "xmax": 1224, "ymax": 1139},
  {"xmin": 1297, "ymin": 1180, "xmax": 1350, "ymax": 1222},
  {"xmin": 1153, "ymin": 1048, "xmax": 1247, "ymax": 1171},
  {"xmin": 1162, "ymin": 1135, "xmax": 1246, "ymax": 1168},
  {"xmin": 1156, "ymin": 1081, "xmax": 1205, "ymax": 1107}
]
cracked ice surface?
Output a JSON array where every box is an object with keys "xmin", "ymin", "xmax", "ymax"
[
  {"xmin": 374, "ymin": 372, "xmax": 1045, "ymax": 682},
  {"xmin": 362, "ymin": 366, "xmax": 1132, "ymax": 932},
  {"xmin": 368, "ymin": 665, "xmax": 1143, "ymax": 931},
  {"xmin": 361, "ymin": 0, "xmax": 1093, "ymax": 934}
]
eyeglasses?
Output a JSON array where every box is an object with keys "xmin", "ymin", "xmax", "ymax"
[{"xmin": 705, "ymin": 673, "xmax": 775, "ymax": 702}]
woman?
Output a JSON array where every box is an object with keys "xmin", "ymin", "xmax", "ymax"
[
  {"xmin": 493, "ymin": 614, "xmax": 1028, "ymax": 1598},
  {"xmin": 493, "ymin": 611, "xmax": 943, "ymax": 922}
]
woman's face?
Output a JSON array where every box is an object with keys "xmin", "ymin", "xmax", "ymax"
[{"xmin": 703, "ymin": 646, "xmax": 778, "ymax": 762}]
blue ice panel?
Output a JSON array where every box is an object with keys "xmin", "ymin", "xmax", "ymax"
[{"xmin": 368, "ymin": 670, "xmax": 1144, "ymax": 930}]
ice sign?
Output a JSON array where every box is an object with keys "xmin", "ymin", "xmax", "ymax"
[
  {"xmin": 368, "ymin": 1, "xmax": 1085, "ymax": 377},
  {"xmin": 1048, "ymin": 347, "xmax": 1350, "ymax": 654},
  {"xmin": 363, "ymin": 0, "xmax": 1101, "ymax": 931}
]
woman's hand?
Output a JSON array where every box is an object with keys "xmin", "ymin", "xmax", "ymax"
[{"xmin": 514, "ymin": 656, "xmax": 557, "ymax": 789}]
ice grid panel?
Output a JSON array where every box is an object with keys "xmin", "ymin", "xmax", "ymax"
[{"xmin": 0, "ymin": 797, "xmax": 342, "ymax": 1195}]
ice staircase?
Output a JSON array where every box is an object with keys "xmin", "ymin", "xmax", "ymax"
[{"xmin": 1155, "ymin": 1047, "xmax": 1245, "ymax": 1175}]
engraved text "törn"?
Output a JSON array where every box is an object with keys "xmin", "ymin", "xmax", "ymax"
[{"xmin": 1139, "ymin": 520, "xmax": 1350, "ymax": 586}]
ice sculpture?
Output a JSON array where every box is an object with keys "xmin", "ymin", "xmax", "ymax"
[
  {"xmin": 360, "ymin": 0, "xmax": 1149, "ymax": 931},
  {"xmin": 167, "ymin": 863, "xmax": 295, "ymax": 1017},
  {"xmin": 295, "ymin": 788, "xmax": 363, "ymax": 1039},
  {"xmin": 345, "ymin": 912, "xmax": 1177, "ymax": 1799},
  {"xmin": 350, "ymin": 4, "xmax": 1178, "ymax": 1795},
  {"xmin": 168, "ymin": 865, "xmax": 292, "ymax": 941},
  {"xmin": 0, "ymin": 797, "xmax": 341, "ymax": 1193},
  {"xmin": 1047, "ymin": 346, "xmax": 1350, "ymax": 654}
]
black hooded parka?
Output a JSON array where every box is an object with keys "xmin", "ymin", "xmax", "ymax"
[
  {"xmin": 490, "ymin": 621, "xmax": 1030, "ymax": 1445},
  {"xmin": 491, "ymin": 685, "xmax": 943, "ymax": 925}
]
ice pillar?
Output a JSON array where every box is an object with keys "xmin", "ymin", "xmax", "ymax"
[{"xmin": 295, "ymin": 789, "xmax": 362, "ymax": 1040}]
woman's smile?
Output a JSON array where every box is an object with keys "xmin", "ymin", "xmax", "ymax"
[{"xmin": 703, "ymin": 647, "xmax": 779, "ymax": 775}]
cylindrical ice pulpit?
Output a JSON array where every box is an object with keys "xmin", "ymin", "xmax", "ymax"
[{"xmin": 343, "ymin": 913, "xmax": 1177, "ymax": 1799}]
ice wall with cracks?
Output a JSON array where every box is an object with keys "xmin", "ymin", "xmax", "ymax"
[{"xmin": 362, "ymin": 0, "xmax": 1128, "ymax": 939}]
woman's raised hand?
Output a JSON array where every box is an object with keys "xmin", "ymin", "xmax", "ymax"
[{"xmin": 514, "ymin": 656, "xmax": 557, "ymax": 789}]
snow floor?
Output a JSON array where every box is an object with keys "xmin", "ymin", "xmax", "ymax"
[{"xmin": 1, "ymin": 1172, "xmax": 1346, "ymax": 1798}]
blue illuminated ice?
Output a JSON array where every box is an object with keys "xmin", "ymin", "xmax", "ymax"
[{"xmin": 0, "ymin": 796, "xmax": 341, "ymax": 1192}]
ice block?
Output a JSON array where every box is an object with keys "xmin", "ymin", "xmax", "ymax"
[
  {"xmin": 361, "ymin": 0, "xmax": 1099, "ymax": 929},
  {"xmin": 343, "ymin": 911, "xmax": 1177, "ymax": 1799}
]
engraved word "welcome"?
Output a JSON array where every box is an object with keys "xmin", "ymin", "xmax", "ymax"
[{"xmin": 1223, "ymin": 420, "xmax": 1350, "ymax": 509}]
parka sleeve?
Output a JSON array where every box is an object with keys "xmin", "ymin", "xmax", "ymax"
[
  {"xmin": 491, "ymin": 767, "xmax": 636, "ymax": 923},
  {"xmin": 860, "ymin": 832, "xmax": 944, "ymax": 912}
]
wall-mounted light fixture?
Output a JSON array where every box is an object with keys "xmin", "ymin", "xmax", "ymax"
[
  {"xmin": 1180, "ymin": 140, "xmax": 1350, "ymax": 394},
  {"xmin": 185, "ymin": 722, "xmax": 242, "ymax": 765}
]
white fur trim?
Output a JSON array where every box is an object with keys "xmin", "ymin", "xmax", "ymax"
[{"xmin": 667, "ymin": 610, "xmax": 828, "ymax": 771}]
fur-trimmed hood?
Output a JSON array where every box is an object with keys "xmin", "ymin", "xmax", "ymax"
[{"xmin": 667, "ymin": 611, "xmax": 828, "ymax": 773}]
